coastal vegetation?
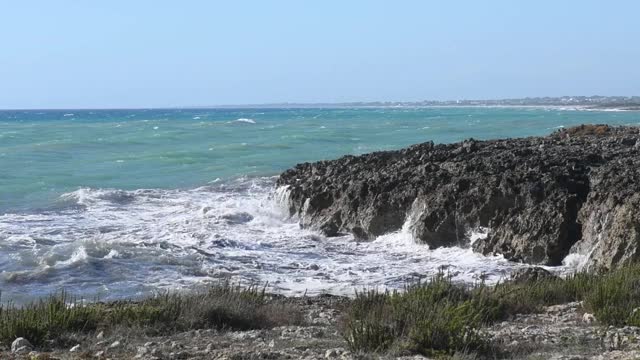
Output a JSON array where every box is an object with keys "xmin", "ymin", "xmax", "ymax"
[
  {"xmin": 4, "ymin": 266, "xmax": 640, "ymax": 357},
  {"xmin": 341, "ymin": 264, "xmax": 640, "ymax": 357},
  {"xmin": 0, "ymin": 284, "xmax": 301, "ymax": 348}
]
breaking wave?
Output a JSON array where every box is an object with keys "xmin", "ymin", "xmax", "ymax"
[{"xmin": 0, "ymin": 177, "xmax": 573, "ymax": 303}]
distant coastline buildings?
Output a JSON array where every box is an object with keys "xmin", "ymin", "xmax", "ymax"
[{"xmin": 213, "ymin": 96, "xmax": 640, "ymax": 110}]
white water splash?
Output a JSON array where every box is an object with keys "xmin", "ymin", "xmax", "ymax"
[
  {"xmin": 0, "ymin": 178, "xmax": 561, "ymax": 302},
  {"xmin": 230, "ymin": 118, "xmax": 256, "ymax": 124},
  {"xmin": 468, "ymin": 227, "xmax": 489, "ymax": 246}
]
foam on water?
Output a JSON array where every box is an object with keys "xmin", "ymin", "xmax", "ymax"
[
  {"xmin": 231, "ymin": 118, "xmax": 256, "ymax": 124},
  {"xmin": 0, "ymin": 177, "xmax": 574, "ymax": 303}
]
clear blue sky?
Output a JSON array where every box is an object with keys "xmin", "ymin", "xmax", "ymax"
[{"xmin": 1, "ymin": 1, "xmax": 639, "ymax": 109}]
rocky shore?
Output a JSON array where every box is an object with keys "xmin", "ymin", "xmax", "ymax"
[{"xmin": 277, "ymin": 124, "xmax": 640, "ymax": 269}]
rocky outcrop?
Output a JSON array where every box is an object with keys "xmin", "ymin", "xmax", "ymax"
[
  {"xmin": 510, "ymin": 267, "xmax": 557, "ymax": 283},
  {"xmin": 277, "ymin": 125, "xmax": 640, "ymax": 269}
]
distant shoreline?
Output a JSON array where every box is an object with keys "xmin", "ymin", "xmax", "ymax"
[
  {"xmin": 2, "ymin": 104, "xmax": 640, "ymax": 112},
  {"xmin": 2, "ymin": 95, "xmax": 640, "ymax": 111}
]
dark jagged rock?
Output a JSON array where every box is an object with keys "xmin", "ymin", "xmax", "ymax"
[
  {"xmin": 277, "ymin": 125, "xmax": 640, "ymax": 269},
  {"xmin": 510, "ymin": 267, "xmax": 557, "ymax": 283}
]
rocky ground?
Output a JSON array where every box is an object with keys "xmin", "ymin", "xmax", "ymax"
[
  {"xmin": 1, "ymin": 295, "xmax": 351, "ymax": 360},
  {"xmin": 488, "ymin": 302, "xmax": 640, "ymax": 360},
  {"xmin": 5, "ymin": 295, "xmax": 640, "ymax": 360}
]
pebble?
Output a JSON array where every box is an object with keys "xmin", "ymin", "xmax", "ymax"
[
  {"xmin": 582, "ymin": 313, "xmax": 596, "ymax": 324},
  {"xmin": 169, "ymin": 351, "xmax": 190, "ymax": 359},
  {"xmin": 134, "ymin": 346, "xmax": 149, "ymax": 358},
  {"xmin": 11, "ymin": 337, "xmax": 33, "ymax": 353},
  {"xmin": 325, "ymin": 348, "xmax": 340, "ymax": 358}
]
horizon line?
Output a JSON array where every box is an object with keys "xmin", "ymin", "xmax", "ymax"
[{"xmin": 1, "ymin": 95, "xmax": 638, "ymax": 111}]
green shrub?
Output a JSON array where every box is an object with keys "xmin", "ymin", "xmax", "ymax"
[
  {"xmin": 485, "ymin": 271, "xmax": 596, "ymax": 316},
  {"xmin": 341, "ymin": 275, "xmax": 493, "ymax": 356},
  {"xmin": 342, "ymin": 271, "xmax": 600, "ymax": 357},
  {"xmin": 0, "ymin": 291, "xmax": 101, "ymax": 347},
  {"xmin": 583, "ymin": 265, "xmax": 640, "ymax": 327},
  {"xmin": 343, "ymin": 299, "xmax": 397, "ymax": 353},
  {"xmin": 0, "ymin": 283, "xmax": 301, "ymax": 347},
  {"xmin": 407, "ymin": 301, "xmax": 491, "ymax": 357}
]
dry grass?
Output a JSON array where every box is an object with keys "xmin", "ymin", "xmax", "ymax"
[{"xmin": 557, "ymin": 124, "xmax": 611, "ymax": 137}]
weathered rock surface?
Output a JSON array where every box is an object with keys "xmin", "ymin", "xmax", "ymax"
[
  {"xmin": 487, "ymin": 301, "xmax": 640, "ymax": 360},
  {"xmin": 11, "ymin": 337, "xmax": 33, "ymax": 353},
  {"xmin": 277, "ymin": 125, "xmax": 640, "ymax": 268},
  {"xmin": 510, "ymin": 267, "xmax": 557, "ymax": 283}
]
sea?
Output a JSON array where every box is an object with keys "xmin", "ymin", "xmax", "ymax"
[{"xmin": 1, "ymin": 107, "xmax": 638, "ymax": 303}]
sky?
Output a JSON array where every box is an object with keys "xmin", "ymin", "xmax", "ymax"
[{"xmin": 1, "ymin": 0, "xmax": 639, "ymax": 109}]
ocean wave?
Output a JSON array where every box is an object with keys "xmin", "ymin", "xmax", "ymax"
[
  {"xmin": 53, "ymin": 247, "xmax": 90, "ymax": 267},
  {"xmin": 230, "ymin": 118, "xmax": 256, "ymax": 124},
  {"xmin": 59, "ymin": 188, "xmax": 137, "ymax": 207},
  {"xmin": 3, "ymin": 267, "xmax": 55, "ymax": 284}
]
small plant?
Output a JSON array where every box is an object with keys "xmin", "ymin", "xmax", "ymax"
[
  {"xmin": 556, "ymin": 124, "xmax": 611, "ymax": 137},
  {"xmin": 485, "ymin": 271, "xmax": 597, "ymax": 316},
  {"xmin": 583, "ymin": 265, "xmax": 640, "ymax": 326},
  {"xmin": 0, "ymin": 291, "xmax": 101, "ymax": 347},
  {"xmin": 341, "ymin": 275, "xmax": 493, "ymax": 356}
]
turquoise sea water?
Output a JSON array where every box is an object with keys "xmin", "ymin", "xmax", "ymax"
[
  {"xmin": 1, "ymin": 107, "xmax": 639, "ymax": 302},
  {"xmin": 3, "ymin": 107, "xmax": 639, "ymax": 212}
]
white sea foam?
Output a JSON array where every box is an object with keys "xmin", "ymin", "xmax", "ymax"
[
  {"xmin": 562, "ymin": 253, "xmax": 589, "ymax": 271},
  {"xmin": 468, "ymin": 227, "xmax": 489, "ymax": 246},
  {"xmin": 0, "ymin": 178, "xmax": 564, "ymax": 301},
  {"xmin": 231, "ymin": 118, "xmax": 256, "ymax": 124},
  {"xmin": 55, "ymin": 247, "xmax": 89, "ymax": 267}
]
